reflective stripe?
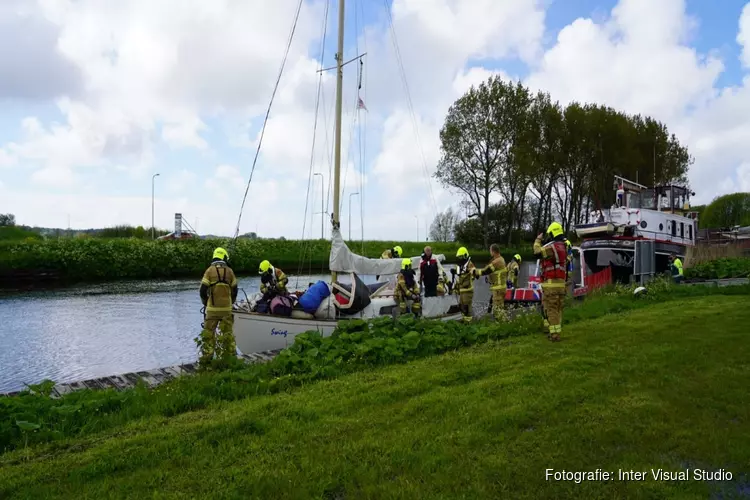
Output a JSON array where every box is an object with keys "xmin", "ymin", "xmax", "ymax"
[{"xmin": 541, "ymin": 241, "xmax": 567, "ymax": 281}]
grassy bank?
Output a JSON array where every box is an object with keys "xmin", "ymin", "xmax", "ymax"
[
  {"xmin": 2, "ymin": 279, "xmax": 748, "ymax": 452},
  {"xmin": 1, "ymin": 293, "xmax": 748, "ymax": 498},
  {"xmin": 0, "ymin": 238, "xmax": 530, "ymax": 285}
]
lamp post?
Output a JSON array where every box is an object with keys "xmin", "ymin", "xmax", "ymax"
[
  {"xmin": 151, "ymin": 173, "xmax": 160, "ymax": 239},
  {"xmin": 349, "ymin": 192, "xmax": 359, "ymax": 241},
  {"xmin": 314, "ymin": 173, "xmax": 324, "ymax": 239}
]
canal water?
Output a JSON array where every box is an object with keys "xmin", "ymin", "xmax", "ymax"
[{"xmin": 0, "ymin": 263, "xmax": 536, "ymax": 393}]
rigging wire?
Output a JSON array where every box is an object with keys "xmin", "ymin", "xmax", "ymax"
[
  {"xmin": 231, "ymin": 0, "xmax": 305, "ymax": 247},
  {"xmin": 381, "ymin": 0, "xmax": 439, "ymax": 219},
  {"xmin": 295, "ymin": 0, "xmax": 331, "ymax": 287}
]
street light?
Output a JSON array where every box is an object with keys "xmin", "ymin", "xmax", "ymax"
[
  {"xmin": 314, "ymin": 173, "xmax": 324, "ymax": 239},
  {"xmin": 349, "ymin": 192, "xmax": 359, "ymax": 241},
  {"xmin": 151, "ymin": 173, "xmax": 160, "ymax": 239}
]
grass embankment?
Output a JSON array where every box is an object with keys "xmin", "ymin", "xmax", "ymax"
[
  {"xmin": 1, "ymin": 283, "xmax": 749, "ymax": 498},
  {"xmin": 0, "ymin": 238, "xmax": 528, "ymax": 285}
]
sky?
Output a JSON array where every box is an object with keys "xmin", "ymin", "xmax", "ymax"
[{"xmin": 2, "ymin": 0, "xmax": 750, "ymax": 241}]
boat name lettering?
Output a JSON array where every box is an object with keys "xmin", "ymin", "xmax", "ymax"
[{"xmin": 271, "ymin": 328, "xmax": 288, "ymax": 338}]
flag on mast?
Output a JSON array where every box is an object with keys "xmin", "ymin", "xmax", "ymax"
[{"xmin": 357, "ymin": 96, "xmax": 368, "ymax": 111}]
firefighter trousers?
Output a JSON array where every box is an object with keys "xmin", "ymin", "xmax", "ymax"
[
  {"xmin": 459, "ymin": 291, "xmax": 473, "ymax": 322},
  {"xmin": 199, "ymin": 311, "xmax": 236, "ymax": 366},
  {"xmin": 541, "ymin": 285, "xmax": 566, "ymax": 338}
]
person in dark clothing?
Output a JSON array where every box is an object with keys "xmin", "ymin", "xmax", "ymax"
[{"xmin": 419, "ymin": 246, "xmax": 441, "ymax": 297}]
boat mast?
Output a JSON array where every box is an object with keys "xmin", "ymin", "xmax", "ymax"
[{"xmin": 331, "ymin": 0, "xmax": 345, "ymax": 283}]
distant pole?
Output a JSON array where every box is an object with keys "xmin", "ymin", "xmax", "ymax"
[
  {"xmin": 151, "ymin": 173, "xmax": 160, "ymax": 239},
  {"xmin": 349, "ymin": 192, "xmax": 359, "ymax": 240},
  {"xmin": 314, "ymin": 173, "xmax": 324, "ymax": 239}
]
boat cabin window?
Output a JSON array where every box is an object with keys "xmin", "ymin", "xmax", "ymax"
[
  {"xmin": 680, "ymin": 222, "xmax": 684, "ymax": 238},
  {"xmin": 689, "ymin": 224, "xmax": 693, "ymax": 240},
  {"xmin": 670, "ymin": 221, "xmax": 677, "ymax": 237},
  {"xmin": 639, "ymin": 190, "xmax": 657, "ymax": 210}
]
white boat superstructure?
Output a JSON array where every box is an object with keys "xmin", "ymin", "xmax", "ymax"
[
  {"xmin": 229, "ymin": 0, "xmax": 461, "ymax": 354},
  {"xmin": 573, "ymin": 175, "xmax": 699, "ymax": 282},
  {"xmin": 575, "ymin": 175, "xmax": 699, "ymax": 245}
]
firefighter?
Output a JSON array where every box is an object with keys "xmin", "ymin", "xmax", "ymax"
[
  {"xmin": 258, "ymin": 260, "xmax": 288, "ymax": 298},
  {"xmin": 565, "ymin": 239, "xmax": 574, "ymax": 290},
  {"xmin": 381, "ymin": 245, "xmax": 403, "ymax": 260},
  {"xmin": 436, "ymin": 268, "xmax": 449, "ymax": 296},
  {"xmin": 507, "ymin": 254, "xmax": 522, "ymax": 289},
  {"xmin": 396, "ymin": 258, "xmax": 421, "ymax": 317},
  {"xmin": 198, "ymin": 247, "xmax": 238, "ymax": 367},
  {"xmin": 376, "ymin": 245, "xmax": 403, "ymax": 280},
  {"xmin": 475, "ymin": 244, "xmax": 508, "ymax": 322},
  {"xmin": 534, "ymin": 222, "xmax": 569, "ymax": 342},
  {"xmin": 450, "ymin": 247, "xmax": 476, "ymax": 323},
  {"xmin": 669, "ymin": 253, "xmax": 684, "ymax": 284}
]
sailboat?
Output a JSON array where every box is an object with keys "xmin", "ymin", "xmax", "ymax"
[{"xmin": 230, "ymin": 0, "xmax": 462, "ymax": 355}]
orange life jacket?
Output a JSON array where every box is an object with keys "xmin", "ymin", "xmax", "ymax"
[{"xmin": 541, "ymin": 240, "xmax": 568, "ymax": 281}]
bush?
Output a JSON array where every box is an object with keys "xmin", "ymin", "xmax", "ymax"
[
  {"xmin": 684, "ymin": 257, "xmax": 750, "ymax": 280},
  {"xmin": 0, "ymin": 226, "xmax": 42, "ymax": 242},
  {"xmin": 0, "ymin": 238, "xmax": 534, "ymax": 284}
]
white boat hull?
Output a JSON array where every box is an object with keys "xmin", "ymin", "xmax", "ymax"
[{"xmin": 232, "ymin": 295, "xmax": 462, "ymax": 355}]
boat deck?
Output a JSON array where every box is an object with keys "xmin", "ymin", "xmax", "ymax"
[{"xmin": 0, "ymin": 349, "xmax": 283, "ymax": 399}]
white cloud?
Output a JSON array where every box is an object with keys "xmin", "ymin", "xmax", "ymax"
[
  {"xmin": 738, "ymin": 3, "xmax": 750, "ymax": 68},
  {"xmin": 30, "ymin": 166, "xmax": 76, "ymax": 187},
  {"xmin": 525, "ymin": 0, "xmax": 723, "ymax": 123},
  {"xmin": 7, "ymin": 0, "xmax": 750, "ymax": 241},
  {"xmin": 0, "ymin": 148, "xmax": 14, "ymax": 168},
  {"xmin": 205, "ymin": 164, "xmax": 245, "ymax": 196},
  {"xmin": 522, "ymin": 0, "xmax": 750, "ymax": 205}
]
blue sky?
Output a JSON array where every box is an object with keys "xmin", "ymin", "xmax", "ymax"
[{"xmin": 2, "ymin": 0, "xmax": 750, "ymax": 239}]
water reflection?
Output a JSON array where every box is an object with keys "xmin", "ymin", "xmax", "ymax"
[{"xmin": 0, "ymin": 262, "xmax": 536, "ymax": 393}]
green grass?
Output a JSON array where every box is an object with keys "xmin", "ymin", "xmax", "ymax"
[
  {"xmin": 1, "ymin": 285, "xmax": 749, "ymax": 498},
  {"xmin": 0, "ymin": 237, "xmax": 531, "ymax": 285}
]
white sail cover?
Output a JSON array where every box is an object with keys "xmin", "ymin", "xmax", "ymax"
[{"xmin": 329, "ymin": 228, "xmax": 446, "ymax": 275}]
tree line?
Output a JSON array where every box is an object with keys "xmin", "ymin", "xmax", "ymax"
[{"xmin": 429, "ymin": 76, "xmax": 693, "ymax": 247}]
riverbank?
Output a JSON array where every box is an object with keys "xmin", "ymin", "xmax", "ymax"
[
  {"xmin": 1, "ymin": 289, "xmax": 748, "ymax": 498},
  {"xmin": 0, "ymin": 238, "xmax": 531, "ymax": 287}
]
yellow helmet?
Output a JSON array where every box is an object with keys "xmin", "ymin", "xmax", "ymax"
[
  {"xmin": 547, "ymin": 221, "xmax": 564, "ymax": 238},
  {"xmin": 393, "ymin": 245, "xmax": 403, "ymax": 257},
  {"xmin": 258, "ymin": 260, "xmax": 272, "ymax": 274},
  {"xmin": 514, "ymin": 254, "xmax": 522, "ymax": 262},
  {"xmin": 213, "ymin": 247, "xmax": 229, "ymax": 261},
  {"xmin": 456, "ymin": 247, "xmax": 469, "ymax": 258},
  {"xmin": 401, "ymin": 258, "xmax": 412, "ymax": 270}
]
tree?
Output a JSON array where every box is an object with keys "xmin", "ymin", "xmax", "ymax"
[
  {"xmin": 429, "ymin": 208, "xmax": 460, "ymax": 242},
  {"xmin": 700, "ymin": 193, "xmax": 750, "ymax": 229},
  {"xmin": 434, "ymin": 76, "xmax": 531, "ymax": 247},
  {"xmin": 0, "ymin": 213, "xmax": 16, "ymax": 227}
]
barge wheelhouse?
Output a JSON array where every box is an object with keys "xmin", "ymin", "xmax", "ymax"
[{"xmin": 574, "ymin": 176, "xmax": 698, "ymax": 283}]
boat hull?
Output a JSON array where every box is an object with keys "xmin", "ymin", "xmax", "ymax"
[
  {"xmin": 232, "ymin": 295, "xmax": 463, "ymax": 355},
  {"xmin": 580, "ymin": 237, "xmax": 687, "ymax": 283}
]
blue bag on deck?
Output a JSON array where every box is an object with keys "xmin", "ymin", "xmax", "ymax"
[{"xmin": 297, "ymin": 280, "xmax": 331, "ymax": 313}]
